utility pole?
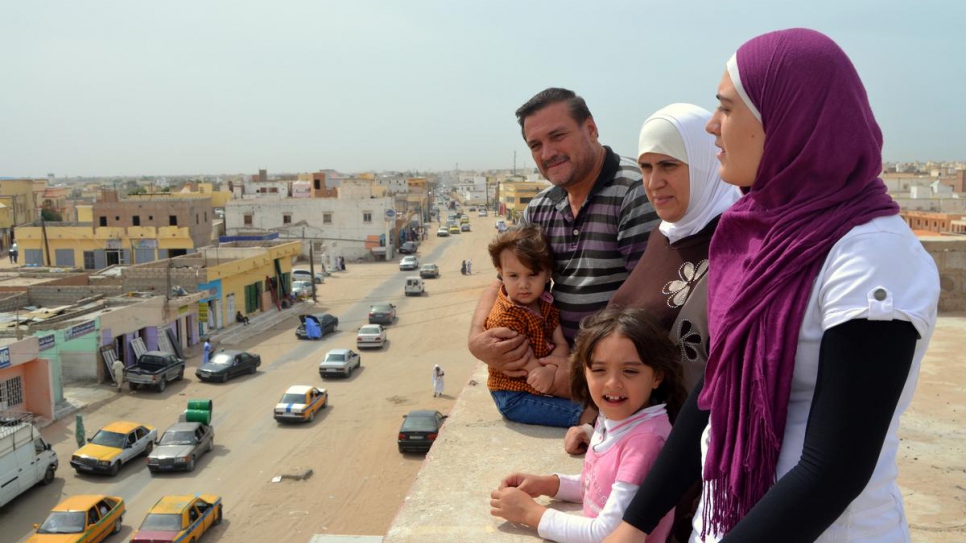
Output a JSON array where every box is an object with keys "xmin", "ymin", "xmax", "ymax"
[
  {"xmin": 41, "ymin": 217, "xmax": 52, "ymax": 266},
  {"xmin": 308, "ymin": 236, "xmax": 318, "ymax": 304}
]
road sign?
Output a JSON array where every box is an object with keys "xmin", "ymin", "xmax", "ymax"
[{"xmin": 386, "ymin": 209, "xmax": 397, "ymax": 219}]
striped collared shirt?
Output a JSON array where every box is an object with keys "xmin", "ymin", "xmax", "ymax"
[{"xmin": 523, "ymin": 146, "xmax": 658, "ymax": 343}]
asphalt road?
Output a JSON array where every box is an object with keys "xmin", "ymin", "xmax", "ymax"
[{"xmin": 5, "ymin": 208, "xmax": 498, "ymax": 543}]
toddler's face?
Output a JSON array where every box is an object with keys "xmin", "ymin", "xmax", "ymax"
[
  {"xmin": 585, "ymin": 333, "xmax": 663, "ymax": 421},
  {"xmin": 498, "ymin": 249, "xmax": 550, "ymax": 307}
]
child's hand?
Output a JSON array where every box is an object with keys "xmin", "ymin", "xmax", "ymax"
[
  {"xmin": 490, "ymin": 487, "xmax": 546, "ymax": 528},
  {"xmin": 526, "ymin": 364, "xmax": 557, "ymax": 394},
  {"xmin": 563, "ymin": 423, "xmax": 593, "ymax": 455},
  {"xmin": 499, "ymin": 473, "xmax": 559, "ymax": 498}
]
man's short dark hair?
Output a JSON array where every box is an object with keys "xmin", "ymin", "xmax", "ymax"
[{"xmin": 515, "ymin": 87, "xmax": 592, "ymax": 139}]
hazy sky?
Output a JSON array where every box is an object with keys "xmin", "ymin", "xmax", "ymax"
[{"xmin": 2, "ymin": 1, "xmax": 963, "ymax": 177}]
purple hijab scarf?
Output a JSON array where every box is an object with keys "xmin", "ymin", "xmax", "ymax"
[{"xmin": 698, "ymin": 28, "xmax": 899, "ymax": 534}]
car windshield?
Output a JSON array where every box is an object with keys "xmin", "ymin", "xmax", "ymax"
[
  {"xmin": 159, "ymin": 430, "xmax": 197, "ymax": 446},
  {"xmin": 139, "ymin": 513, "xmax": 183, "ymax": 531},
  {"xmin": 208, "ymin": 353, "xmax": 233, "ymax": 366},
  {"xmin": 37, "ymin": 511, "xmax": 86, "ymax": 534},
  {"xmin": 90, "ymin": 430, "xmax": 126, "ymax": 448},
  {"xmin": 280, "ymin": 393, "xmax": 306, "ymax": 404},
  {"xmin": 359, "ymin": 326, "xmax": 380, "ymax": 334},
  {"xmin": 402, "ymin": 415, "xmax": 438, "ymax": 432},
  {"xmin": 371, "ymin": 305, "xmax": 391, "ymax": 312},
  {"xmin": 325, "ymin": 353, "xmax": 345, "ymax": 362}
]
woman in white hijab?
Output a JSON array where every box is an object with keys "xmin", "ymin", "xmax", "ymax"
[
  {"xmin": 608, "ymin": 103, "xmax": 739, "ymax": 392},
  {"xmin": 432, "ymin": 364, "xmax": 445, "ymax": 398}
]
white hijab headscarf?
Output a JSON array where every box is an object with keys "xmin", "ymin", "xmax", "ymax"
[{"xmin": 637, "ymin": 103, "xmax": 740, "ymax": 244}]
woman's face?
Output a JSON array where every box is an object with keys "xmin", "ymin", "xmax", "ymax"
[
  {"xmin": 638, "ymin": 152, "xmax": 690, "ymax": 223},
  {"xmin": 706, "ymin": 70, "xmax": 765, "ymax": 187}
]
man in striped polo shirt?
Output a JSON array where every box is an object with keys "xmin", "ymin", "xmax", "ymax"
[{"xmin": 468, "ymin": 88, "xmax": 658, "ymax": 427}]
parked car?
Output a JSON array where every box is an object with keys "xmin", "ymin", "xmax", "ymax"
[
  {"xmin": 404, "ymin": 276, "xmax": 425, "ymax": 296},
  {"xmin": 436, "ymin": 227, "xmax": 449, "ymax": 237},
  {"xmin": 368, "ymin": 303, "xmax": 396, "ymax": 324},
  {"xmin": 319, "ymin": 348, "xmax": 362, "ymax": 378},
  {"xmin": 127, "ymin": 351, "xmax": 185, "ymax": 392},
  {"xmin": 397, "ymin": 410, "xmax": 447, "ymax": 453},
  {"xmin": 274, "ymin": 385, "xmax": 328, "ymax": 423},
  {"xmin": 70, "ymin": 421, "xmax": 157, "ymax": 476},
  {"xmin": 419, "ymin": 263, "xmax": 440, "ymax": 279},
  {"xmin": 147, "ymin": 422, "xmax": 214, "ymax": 473},
  {"xmin": 27, "ymin": 495, "xmax": 124, "ymax": 543},
  {"xmin": 460, "ymin": 223, "xmax": 471, "ymax": 232},
  {"xmin": 0, "ymin": 421, "xmax": 58, "ymax": 509},
  {"xmin": 291, "ymin": 280, "xmax": 313, "ymax": 299},
  {"xmin": 131, "ymin": 494, "xmax": 222, "ymax": 543},
  {"xmin": 292, "ymin": 269, "xmax": 324, "ymax": 284},
  {"xmin": 356, "ymin": 324, "xmax": 387, "ymax": 349},
  {"xmin": 196, "ymin": 350, "xmax": 261, "ymax": 383},
  {"xmin": 295, "ymin": 313, "xmax": 338, "ymax": 339},
  {"xmin": 399, "ymin": 255, "xmax": 419, "ymax": 271},
  {"xmin": 399, "ymin": 241, "xmax": 417, "ymax": 254}
]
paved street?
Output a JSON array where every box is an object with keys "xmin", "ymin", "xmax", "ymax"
[{"xmin": 3, "ymin": 210, "xmax": 499, "ymax": 543}]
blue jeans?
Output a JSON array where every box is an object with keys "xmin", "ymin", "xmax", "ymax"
[{"xmin": 490, "ymin": 390, "xmax": 583, "ymax": 428}]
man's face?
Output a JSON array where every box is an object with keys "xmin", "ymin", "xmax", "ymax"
[{"xmin": 522, "ymin": 102, "xmax": 601, "ymax": 189}]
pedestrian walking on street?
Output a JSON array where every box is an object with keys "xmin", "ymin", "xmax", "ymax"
[
  {"xmin": 9, "ymin": 242, "xmax": 17, "ymax": 264},
  {"xmin": 202, "ymin": 339, "xmax": 212, "ymax": 365},
  {"xmin": 432, "ymin": 364, "xmax": 445, "ymax": 397},
  {"xmin": 111, "ymin": 358, "xmax": 125, "ymax": 392},
  {"xmin": 461, "ymin": 260, "xmax": 467, "ymax": 275},
  {"xmin": 467, "ymin": 259, "xmax": 473, "ymax": 274}
]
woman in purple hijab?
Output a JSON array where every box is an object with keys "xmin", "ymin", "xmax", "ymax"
[{"xmin": 605, "ymin": 28, "xmax": 939, "ymax": 543}]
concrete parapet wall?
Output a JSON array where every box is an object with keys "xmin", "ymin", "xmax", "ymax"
[
  {"xmin": 921, "ymin": 236, "xmax": 966, "ymax": 312},
  {"xmin": 384, "ymin": 363, "xmax": 583, "ymax": 543},
  {"xmin": 29, "ymin": 285, "xmax": 125, "ymax": 307}
]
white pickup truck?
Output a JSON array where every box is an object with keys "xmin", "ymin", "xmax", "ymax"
[{"xmin": 0, "ymin": 420, "xmax": 58, "ymax": 508}]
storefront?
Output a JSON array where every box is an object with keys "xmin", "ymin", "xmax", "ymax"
[{"xmin": 0, "ymin": 337, "xmax": 54, "ymax": 420}]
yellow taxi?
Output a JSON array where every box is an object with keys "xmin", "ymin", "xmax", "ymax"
[
  {"xmin": 448, "ymin": 225, "xmax": 461, "ymax": 235},
  {"xmin": 274, "ymin": 385, "xmax": 328, "ymax": 423},
  {"xmin": 130, "ymin": 494, "xmax": 223, "ymax": 543},
  {"xmin": 27, "ymin": 494, "xmax": 125, "ymax": 542},
  {"xmin": 70, "ymin": 421, "xmax": 157, "ymax": 476}
]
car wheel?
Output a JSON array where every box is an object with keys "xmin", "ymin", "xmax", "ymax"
[
  {"xmin": 214, "ymin": 506, "xmax": 223, "ymax": 525},
  {"xmin": 144, "ymin": 441, "xmax": 153, "ymax": 456},
  {"xmin": 176, "ymin": 369, "xmax": 185, "ymax": 381},
  {"xmin": 109, "ymin": 461, "xmax": 120, "ymax": 477},
  {"xmin": 308, "ymin": 410, "xmax": 315, "ymax": 422},
  {"xmin": 221, "ymin": 373, "xmax": 229, "ymax": 383},
  {"xmin": 208, "ymin": 438, "xmax": 214, "ymax": 452},
  {"xmin": 41, "ymin": 466, "xmax": 55, "ymax": 485},
  {"xmin": 129, "ymin": 382, "xmax": 139, "ymax": 391},
  {"xmin": 187, "ymin": 455, "xmax": 196, "ymax": 472},
  {"xmin": 157, "ymin": 378, "xmax": 166, "ymax": 392},
  {"xmin": 249, "ymin": 364, "xmax": 257, "ymax": 375},
  {"xmin": 112, "ymin": 517, "xmax": 122, "ymax": 534}
]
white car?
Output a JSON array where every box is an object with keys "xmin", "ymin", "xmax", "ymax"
[
  {"xmin": 356, "ymin": 324, "xmax": 387, "ymax": 349},
  {"xmin": 399, "ymin": 255, "xmax": 419, "ymax": 271},
  {"xmin": 293, "ymin": 269, "xmax": 324, "ymax": 284},
  {"xmin": 291, "ymin": 280, "xmax": 313, "ymax": 298}
]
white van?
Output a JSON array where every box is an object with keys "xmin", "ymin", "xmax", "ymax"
[
  {"xmin": 0, "ymin": 421, "xmax": 58, "ymax": 508},
  {"xmin": 404, "ymin": 277, "xmax": 425, "ymax": 296}
]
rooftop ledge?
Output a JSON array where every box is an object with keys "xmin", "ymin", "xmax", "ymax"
[
  {"xmin": 383, "ymin": 313, "xmax": 966, "ymax": 543},
  {"xmin": 383, "ymin": 362, "xmax": 584, "ymax": 543}
]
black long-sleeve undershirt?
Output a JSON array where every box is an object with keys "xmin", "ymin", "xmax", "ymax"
[{"xmin": 622, "ymin": 319, "xmax": 920, "ymax": 541}]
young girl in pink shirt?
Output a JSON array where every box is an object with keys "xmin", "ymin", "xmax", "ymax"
[{"xmin": 490, "ymin": 307, "xmax": 686, "ymax": 542}]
